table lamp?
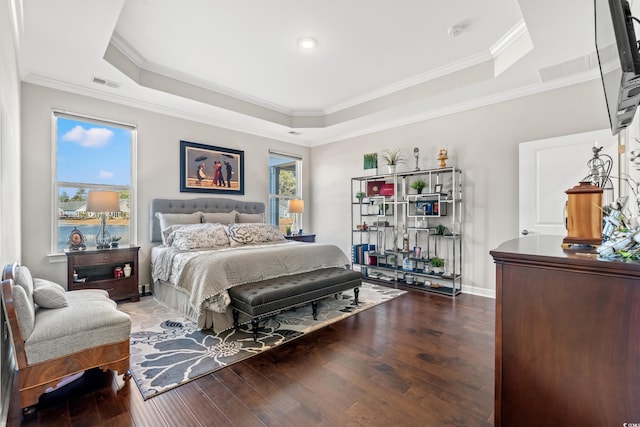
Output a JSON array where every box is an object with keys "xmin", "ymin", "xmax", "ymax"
[
  {"xmin": 288, "ymin": 199, "xmax": 304, "ymax": 235},
  {"xmin": 86, "ymin": 190, "xmax": 121, "ymax": 249}
]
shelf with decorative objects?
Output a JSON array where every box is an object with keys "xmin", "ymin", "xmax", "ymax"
[{"xmin": 351, "ymin": 166, "xmax": 463, "ymax": 296}]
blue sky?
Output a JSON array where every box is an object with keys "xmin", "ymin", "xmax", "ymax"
[{"xmin": 57, "ymin": 117, "xmax": 131, "ymax": 188}]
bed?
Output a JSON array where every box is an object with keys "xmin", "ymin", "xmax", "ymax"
[{"xmin": 149, "ymin": 197, "xmax": 351, "ymax": 332}]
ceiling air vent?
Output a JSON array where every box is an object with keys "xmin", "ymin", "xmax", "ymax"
[{"xmin": 92, "ymin": 76, "xmax": 121, "ymax": 89}]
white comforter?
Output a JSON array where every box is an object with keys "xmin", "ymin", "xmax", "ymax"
[{"xmin": 152, "ymin": 241, "xmax": 350, "ymax": 317}]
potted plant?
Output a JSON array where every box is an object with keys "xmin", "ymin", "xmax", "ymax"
[
  {"xmin": 435, "ymin": 224, "xmax": 449, "ymax": 235},
  {"xmin": 430, "ymin": 257, "xmax": 445, "ymax": 274},
  {"xmin": 355, "ymin": 191, "xmax": 366, "ymax": 203},
  {"xmin": 380, "ymin": 148, "xmax": 405, "ymax": 174},
  {"xmin": 285, "ymin": 226, "xmax": 292, "ymax": 236},
  {"xmin": 411, "ymin": 179, "xmax": 426, "ymax": 194},
  {"xmin": 110, "ymin": 236, "xmax": 121, "ymax": 248}
]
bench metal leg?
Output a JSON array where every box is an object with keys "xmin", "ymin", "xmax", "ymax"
[
  {"xmin": 251, "ymin": 318, "xmax": 259, "ymax": 342},
  {"xmin": 311, "ymin": 300, "xmax": 319, "ymax": 320},
  {"xmin": 232, "ymin": 309, "xmax": 240, "ymax": 329},
  {"xmin": 352, "ymin": 287, "xmax": 359, "ymax": 306}
]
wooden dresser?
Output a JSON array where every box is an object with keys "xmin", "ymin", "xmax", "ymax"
[
  {"xmin": 66, "ymin": 246, "xmax": 140, "ymax": 302},
  {"xmin": 490, "ymin": 235, "xmax": 640, "ymax": 427}
]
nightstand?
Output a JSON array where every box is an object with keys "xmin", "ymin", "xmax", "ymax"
[
  {"xmin": 284, "ymin": 233, "xmax": 316, "ymax": 243},
  {"xmin": 65, "ymin": 246, "xmax": 140, "ymax": 302}
]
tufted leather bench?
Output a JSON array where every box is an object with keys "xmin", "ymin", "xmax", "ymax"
[{"xmin": 228, "ymin": 267, "xmax": 362, "ymax": 341}]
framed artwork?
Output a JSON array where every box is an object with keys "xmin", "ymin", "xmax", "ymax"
[
  {"xmin": 434, "ymin": 183, "xmax": 443, "ymax": 194},
  {"xmin": 180, "ymin": 140, "xmax": 244, "ymax": 194},
  {"xmin": 413, "ymin": 246, "xmax": 422, "ymax": 259},
  {"xmin": 363, "ymin": 153, "xmax": 378, "ymax": 170}
]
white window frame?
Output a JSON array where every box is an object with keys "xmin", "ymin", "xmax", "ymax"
[
  {"xmin": 268, "ymin": 150, "xmax": 302, "ymax": 230},
  {"xmin": 51, "ymin": 110, "xmax": 137, "ymax": 254}
]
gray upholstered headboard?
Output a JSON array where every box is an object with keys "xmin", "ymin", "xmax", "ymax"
[{"xmin": 150, "ymin": 197, "xmax": 266, "ymax": 242}]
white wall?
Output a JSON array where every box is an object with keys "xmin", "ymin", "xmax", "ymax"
[
  {"xmin": 20, "ymin": 83, "xmax": 310, "ymax": 286},
  {"xmin": 0, "ymin": 0, "xmax": 21, "ymax": 268},
  {"xmin": 310, "ymin": 79, "xmax": 610, "ymax": 296},
  {"xmin": 0, "ymin": 0, "xmax": 21, "ymax": 422},
  {"xmin": 19, "ymin": 77, "xmax": 611, "ymax": 297}
]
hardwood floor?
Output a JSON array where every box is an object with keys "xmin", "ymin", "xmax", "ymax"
[{"xmin": 9, "ymin": 288, "xmax": 495, "ymax": 426}]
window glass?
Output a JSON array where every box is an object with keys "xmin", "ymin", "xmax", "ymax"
[
  {"xmin": 268, "ymin": 153, "xmax": 300, "ymax": 233},
  {"xmin": 54, "ymin": 113, "xmax": 135, "ymax": 252}
]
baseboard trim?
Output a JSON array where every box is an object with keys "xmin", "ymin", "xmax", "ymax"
[{"xmin": 463, "ymin": 285, "xmax": 495, "ymax": 299}]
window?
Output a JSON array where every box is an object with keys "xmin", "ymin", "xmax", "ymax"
[
  {"xmin": 268, "ymin": 151, "xmax": 301, "ymax": 233},
  {"xmin": 54, "ymin": 112, "xmax": 136, "ymax": 252}
]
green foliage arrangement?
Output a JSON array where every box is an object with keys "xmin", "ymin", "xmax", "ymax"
[
  {"xmin": 380, "ymin": 148, "xmax": 405, "ymax": 165},
  {"xmin": 430, "ymin": 257, "xmax": 445, "ymax": 268},
  {"xmin": 410, "ymin": 179, "xmax": 426, "ymax": 192}
]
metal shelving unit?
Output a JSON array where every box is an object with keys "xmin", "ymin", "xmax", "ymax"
[{"xmin": 351, "ymin": 167, "xmax": 463, "ymax": 297}]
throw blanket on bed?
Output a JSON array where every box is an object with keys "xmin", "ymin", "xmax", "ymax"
[{"xmin": 152, "ymin": 241, "xmax": 350, "ymax": 321}]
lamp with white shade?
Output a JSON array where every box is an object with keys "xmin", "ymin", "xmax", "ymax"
[
  {"xmin": 288, "ymin": 199, "xmax": 304, "ymax": 235},
  {"xmin": 86, "ymin": 190, "xmax": 121, "ymax": 249}
]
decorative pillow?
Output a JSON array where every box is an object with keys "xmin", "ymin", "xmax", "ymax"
[
  {"xmin": 33, "ymin": 279, "xmax": 68, "ymax": 309},
  {"xmin": 15, "ymin": 266, "xmax": 35, "ymax": 302},
  {"xmin": 170, "ymin": 223, "xmax": 230, "ymax": 250},
  {"xmin": 161, "ymin": 224, "xmax": 188, "ymax": 246},
  {"xmin": 155, "ymin": 212, "xmax": 202, "ymax": 233},
  {"xmin": 226, "ymin": 223, "xmax": 285, "ymax": 246},
  {"xmin": 11, "ymin": 284, "xmax": 35, "ymax": 338},
  {"xmin": 235, "ymin": 211, "xmax": 266, "ymax": 223},
  {"xmin": 202, "ymin": 212, "xmax": 236, "ymax": 225}
]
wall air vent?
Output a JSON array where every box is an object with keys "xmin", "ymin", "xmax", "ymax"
[{"xmin": 92, "ymin": 76, "xmax": 121, "ymax": 89}]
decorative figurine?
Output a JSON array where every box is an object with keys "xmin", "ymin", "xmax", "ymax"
[
  {"xmin": 67, "ymin": 227, "xmax": 86, "ymax": 251},
  {"xmin": 437, "ymin": 149, "xmax": 448, "ymax": 168},
  {"xmin": 413, "ymin": 147, "xmax": 420, "ymax": 170}
]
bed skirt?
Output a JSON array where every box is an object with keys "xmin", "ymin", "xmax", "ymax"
[{"xmin": 153, "ymin": 279, "xmax": 247, "ymax": 332}]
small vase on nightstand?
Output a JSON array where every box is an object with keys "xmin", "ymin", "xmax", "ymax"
[{"xmin": 123, "ymin": 263, "xmax": 132, "ymax": 278}]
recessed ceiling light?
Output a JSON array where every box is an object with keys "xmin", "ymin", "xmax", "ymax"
[{"xmin": 298, "ymin": 38, "xmax": 317, "ymax": 49}]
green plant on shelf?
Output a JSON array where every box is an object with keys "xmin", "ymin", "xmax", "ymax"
[
  {"xmin": 430, "ymin": 257, "xmax": 445, "ymax": 268},
  {"xmin": 435, "ymin": 224, "xmax": 449, "ymax": 235},
  {"xmin": 355, "ymin": 191, "xmax": 366, "ymax": 202},
  {"xmin": 410, "ymin": 179, "xmax": 426, "ymax": 194}
]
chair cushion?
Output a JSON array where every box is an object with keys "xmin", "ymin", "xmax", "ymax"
[
  {"xmin": 14, "ymin": 266, "xmax": 34, "ymax": 303},
  {"xmin": 11, "ymin": 284, "xmax": 35, "ymax": 339},
  {"xmin": 33, "ymin": 279, "xmax": 68, "ymax": 309},
  {"xmin": 25, "ymin": 289, "xmax": 131, "ymax": 365}
]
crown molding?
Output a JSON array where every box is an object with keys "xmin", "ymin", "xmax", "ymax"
[
  {"xmin": 310, "ymin": 69, "xmax": 601, "ymax": 146},
  {"xmin": 490, "ymin": 19, "xmax": 527, "ymax": 58},
  {"xmin": 324, "ymin": 50, "xmax": 494, "ymax": 115},
  {"xmin": 23, "ymin": 63, "xmax": 600, "ymax": 149},
  {"xmin": 23, "ymin": 73, "xmax": 311, "ymax": 147}
]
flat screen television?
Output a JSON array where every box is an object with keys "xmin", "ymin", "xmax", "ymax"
[{"xmin": 595, "ymin": 0, "xmax": 640, "ymax": 134}]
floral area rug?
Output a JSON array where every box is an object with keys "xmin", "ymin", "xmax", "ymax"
[{"xmin": 118, "ymin": 282, "xmax": 405, "ymax": 400}]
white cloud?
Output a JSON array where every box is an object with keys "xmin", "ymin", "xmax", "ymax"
[
  {"xmin": 62, "ymin": 125, "xmax": 113, "ymax": 147},
  {"xmin": 98, "ymin": 170, "xmax": 114, "ymax": 179}
]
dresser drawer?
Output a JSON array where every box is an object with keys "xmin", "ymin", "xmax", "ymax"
[
  {"xmin": 70, "ymin": 277, "xmax": 137, "ymax": 300},
  {"xmin": 71, "ymin": 249, "xmax": 136, "ymax": 266}
]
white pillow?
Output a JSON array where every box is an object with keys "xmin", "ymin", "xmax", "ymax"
[
  {"xmin": 226, "ymin": 223, "xmax": 285, "ymax": 246},
  {"xmin": 202, "ymin": 212, "xmax": 236, "ymax": 224},
  {"xmin": 155, "ymin": 212, "xmax": 202, "ymax": 233},
  {"xmin": 170, "ymin": 223, "xmax": 230, "ymax": 250},
  {"xmin": 235, "ymin": 211, "xmax": 266, "ymax": 223},
  {"xmin": 33, "ymin": 278, "xmax": 68, "ymax": 309}
]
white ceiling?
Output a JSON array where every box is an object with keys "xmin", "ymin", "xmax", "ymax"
[{"xmin": 15, "ymin": 0, "xmax": 600, "ymax": 146}]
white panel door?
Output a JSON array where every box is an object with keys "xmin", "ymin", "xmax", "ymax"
[{"xmin": 519, "ymin": 129, "xmax": 618, "ymax": 236}]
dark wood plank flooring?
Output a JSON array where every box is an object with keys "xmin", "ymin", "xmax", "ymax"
[{"xmin": 9, "ymin": 288, "xmax": 495, "ymax": 426}]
